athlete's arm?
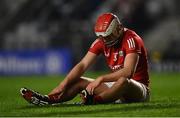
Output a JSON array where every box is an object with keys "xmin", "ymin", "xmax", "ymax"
[
  {"xmin": 86, "ymin": 53, "xmax": 139, "ymax": 95},
  {"xmin": 99, "ymin": 53, "xmax": 139, "ymax": 82},
  {"xmin": 61, "ymin": 51, "xmax": 97, "ymax": 87},
  {"xmin": 48, "ymin": 52, "xmax": 97, "ymax": 95}
]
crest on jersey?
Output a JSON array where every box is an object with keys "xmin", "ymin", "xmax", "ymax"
[{"xmin": 119, "ymin": 51, "xmax": 124, "ymax": 57}]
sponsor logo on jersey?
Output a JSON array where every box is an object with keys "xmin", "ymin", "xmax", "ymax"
[{"xmin": 109, "ymin": 64, "xmax": 123, "ymax": 71}]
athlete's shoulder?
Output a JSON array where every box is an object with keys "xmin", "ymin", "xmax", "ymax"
[
  {"xmin": 123, "ymin": 28, "xmax": 142, "ymax": 42},
  {"xmin": 122, "ymin": 28, "xmax": 143, "ymax": 51},
  {"xmin": 90, "ymin": 38, "xmax": 104, "ymax": 48},
  {"xmin": 89, "ymin": 38, "xmax": 104, "ymax": 55},
  {"xmin": 124, "ymin": 28, "xmax": 138, "ymax": 38}
]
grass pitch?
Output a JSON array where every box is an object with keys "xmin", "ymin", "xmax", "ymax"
[{"xmin": 0, "ymin": 72, "xmax": 180, "ymax": 117}]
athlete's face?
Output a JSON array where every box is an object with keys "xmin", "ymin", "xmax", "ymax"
[{"xmin": 101, "ymin": 24, "xmax": 124, "ymax": 46}]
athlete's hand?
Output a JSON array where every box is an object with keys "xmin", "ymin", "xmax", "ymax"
[
  {"xmin": 86, "ymin": 77, "xmax": 103, "ymax": 95},
  {"xmin": 48, "ymin": 82, "xmax": 66, "ymax": 99}
]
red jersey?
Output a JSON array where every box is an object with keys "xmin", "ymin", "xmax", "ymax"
[{"xmin": 89, "ymin": 28, "xmax": 149, "ymax": 86}]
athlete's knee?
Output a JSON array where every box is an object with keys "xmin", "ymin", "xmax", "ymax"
[
  {"xmin": 116, "ymin": 77, "xmax": 130, "ymax": 88},
  {"xmin": 77, "ymin": 77, "xmax": 91, "ymax": 90},
  {"xmin": 117, "ymin": 77, "xmax": 129, "ymax": 84}
]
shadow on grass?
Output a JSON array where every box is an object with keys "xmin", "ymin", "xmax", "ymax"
[
  {"xmin": 18, "ymin": 103, "xmax": 82, "ymax": 109},
  {"xmin": 16, "ymin": 101, "xmax": 180, "ymax": 116}
]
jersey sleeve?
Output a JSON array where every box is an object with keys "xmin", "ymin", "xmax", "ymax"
[
  {"xmin": 124, "ymin": 35, "xmax": 141, "ymax": 54},
  {"xmin": 88, "ymin": 39, "xmax": 103, "ymax": 55}
]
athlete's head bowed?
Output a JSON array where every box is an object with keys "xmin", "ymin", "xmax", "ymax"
[{"xmin": 94, "ymin": 13, "xmax": 124, "ymax": 47}]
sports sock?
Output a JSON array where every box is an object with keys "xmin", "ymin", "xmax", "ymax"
[
  {"xmin": 93, "ymin": 95, "xmax": 104, "ymax": 104},
  {"xmin": 48, "ymin": 94, "xmax": 60, "ymax": 103}
]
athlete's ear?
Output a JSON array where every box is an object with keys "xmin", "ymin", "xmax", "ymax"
[
  {"xmin": 119, "ymin": 24, "xmax": 123, "ymax": 30},
  {"xmin": 116, "ymin": 24, "xmax": 122, "ymax": 35},
  {"xmin": 115, "ymin": 24, "xmax": 120, "ymax": 31},
  {"xmin": 113, "ymin": 24, "xmax": 119, "ymax": 34}
]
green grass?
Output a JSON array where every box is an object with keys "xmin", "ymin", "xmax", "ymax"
[{"xmin": 0, "ymin": 72, "xmax": 180, "ymax": 117}]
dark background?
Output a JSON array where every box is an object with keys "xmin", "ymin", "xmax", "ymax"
[{"xmin": 0, "ymin": 0, "xmax": 179, "ymax": 72}]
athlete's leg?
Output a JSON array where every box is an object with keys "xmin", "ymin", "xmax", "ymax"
[
  {"xmin": 95, "ymin": 77, "xmax": 128, "ymax": 103},
  {"xmin": 122, "ymin": 79, "xmax": 150, "ymax": 102},
  {"xmin": 21, "ymin": 76, "xmax": 109, "ymax": 105},
  {"xmin": 52, "ymin": 76, "xmax": 109, "ymax": 103},
  {"xmin": 95, "ymin": 77, "xmax": 149, "ymax": 103}
]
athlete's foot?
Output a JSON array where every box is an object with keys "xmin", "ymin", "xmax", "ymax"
[
  {"xmin": 20, "ymin": 87, "xmax": 54, "ymax": 106},
  {"xmin": 80, "ymin": 89, "xmax": 95, "ymax": 105}
]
